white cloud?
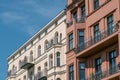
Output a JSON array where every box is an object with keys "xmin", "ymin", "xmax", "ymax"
[
  {"xmin": 0, "ymin": 12, "xmax": 27, "ymax": 24},
  {"xmin": 0, "ymin": 0, "xmax": 65, "ymax": 37}
]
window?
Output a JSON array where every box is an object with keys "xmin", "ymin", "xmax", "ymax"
[
  {"xmin": 45, "ymin": 40, "xmax": 48, "ymax": 50},
  {"xmin": 38, "ymin": 66, "xmax": 41, "ymax": 78},
  {"xmin": 94, "ymin": 0, "xmax": 99, "ymax": 9},
  {"xmin": 44, "ymin": 62, "xmax": 47, "ymax": 69},
  {"xmin": 107, "ymin": 15, "xmax": 114, "ymax": 35},
  {"xmin": 109, "ymin": 50, "xmax": 117, "ymax": 74},
  {"xmin": 38, "ymin": 45, "xmax": 41, "ymax": 57},
  {"xmin": 49, "ymin": 54, "xmax": 53, "ymax": 68},
  {"xmin": 56, "ymin": 52, "xmax": 60, "ymax": 67},
  {"xmin": 30, "ymin": 51, "xmax": 33, "ymax": 62},
  {"xmin": 55, "ymin": 32, "xmax": 59, "ymax": 44},
  {"xmin": 69, "ymin": 33, "xmax": 73, "ymax": 50},
  {"xmin": 23, "ymin": 75, "xmax": 26, "ymax": 80},
  {"xmin": 81, "ymin": 5, "xmax": 86, "ymax": 21},
  {"xmin": 95, "ymin": 58, "xmax": 102, "ymax": 77},
  {"xmin": 73, "ymin": 11, "xmax": 78, "ymax": 21},
  {"xmin": 94, "ymin": 24, "xmax": 100, "ymax": 42},
  {"xmin": 60, "ymin": 33, "xmax": 62, "ymax": 42},
  {"xmin": 24, "ymin": 56, "xmax": 27, "ymax": 62},
  {"xmin": 51, "ymin": 39, "xmax": 53, "ymax": 46},
  {"xmin": 19, "ymin": 60, "xmax": 21, "ymax": 69},
  {"xmin": 69, "ymin": 65, "xmax": 74, "ymax": 80},
  {"xmin": 12, "ymin": 65, "xmax": 15, "ymax": 74},
  {"xmin": 79, "ymin": 63, "xmax": 85, "ymax": 80},
  {"xmin": 78, "ymin": 30, "xmax": 84, "ymax": 51}
]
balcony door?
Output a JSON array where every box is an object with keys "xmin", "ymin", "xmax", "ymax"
[
  {"xmin": 78, "ymin": 30, "xmax": 84, "ymax": 51},
  {"xmin": 109, "ymin": 50, "xmax": 117, "ymax": 74},
  {"xmin": 28, "ymin": 67, "xmax": 34, "ymax": 80}
]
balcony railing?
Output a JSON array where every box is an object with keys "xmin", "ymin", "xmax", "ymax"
[
  {"xmin": 20, "ymin": 60, "xmax": 34, "ymax": 69},
  {"xmin": 77, "ymin": 24, "xmax": 119, "ymax": 53},
  {"xmin": 37, "ymin": 68, "xmax": 47, "ymax": 80},
  {"xmin": 77, "ymin": 17, "xmax": 85, "ymax": 23},
  {"xmin": 7, "ymin": 70, "xmax": 16, "ymax": 78},
  {"xmin": 46, "ymin": 39, "xmax": 62, "ymax": 50},
  {"xmin": 86, "ymin": 64, "xmax": 120, "ymax": 80},
  {"xmin": 67, "ymin": 17, "xmax": 85, "ymax": 27},
  {"xmin": 67, "ymin": 19, "xmax": 73, "ymax": 27}
]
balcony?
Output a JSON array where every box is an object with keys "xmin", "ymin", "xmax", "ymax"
[
  {"xmin": 66, "ymin": 19, "xmax": 73, "ymax": 27},
  {"xmin": 7, "ymin": 70, "xmax": 16, "ymax": 78},
  {"xmin": 46, "ymin": 39, "xmax": 62, "ymax": 51},
  {"xmin": 37, "ymin": 68, "xmax": 47, "ymax": 80},
  {"xmin": 77, "ymin": 23, "xmax": 119, "ymax": 57},
  {"xmin": 86, "ymin": 64, "xmax": 120, "ymax": 80},
  {"xmin": 76, "ymin": 17, "xmax": 85, "ymax": 23},
  {"xmin": 67, "ymin": 17, "xmax": 85, "ymax": 28},
  {"xmin": 20, "ymin": 61, "xmax": 34, "ymax": 69}
]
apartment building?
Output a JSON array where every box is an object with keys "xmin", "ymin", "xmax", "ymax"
[
  {"xmin": 66, "ymin": 0, "xmax": 120, "ymax": 80},
  {"xmin": 7, "ymin": 10, "xmax": 66, "ymax": 80}
]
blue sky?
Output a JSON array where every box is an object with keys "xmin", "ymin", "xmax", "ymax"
[{"xmin": 0, "ymin": 0, "xmax": 66, "ymax": 79}]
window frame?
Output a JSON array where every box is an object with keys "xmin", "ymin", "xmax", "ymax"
[
  {"xmin": 95, "ymin": 57, "xmax": 102, "ymax": 73},
  {"xmin": 107, "ymin": 14, "xmax": 114, "ymax": 35},
  {"xmin": 69, "ymin": 64, "xmax": 74, "ymax": 80},
  {"xmin": 79, "ymin": 63, "xmax": 85, "ymax": 80},
  {"xmin": 69, "ymin": 33, "xmax": 74, "ymax": 50},
  {"xmin": 49, "ymin": 54, "xmax": 53, "ymax": 68},
  {"xmin": 78, "ymin": 30, "xmax": 84, "ymax": 51},
  {"xmin": 94, "ymin": 24, "xmax": 100, "ymax": 42},
  {"xmin": 81, "ymin": 5, "xmax": 86, "ymax": 20},
  {"xmin": 94, "ymin": 0, "xmax": 99, "ymax": 10},
  {"xmin": 38, "ymin": 45, "xmax": 41, "ymax": 57},
  {"xmin": 56, "ymin": 52, "xmax": 60, "ymax": 67}
]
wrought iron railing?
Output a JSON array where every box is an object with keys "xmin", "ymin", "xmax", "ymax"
[
  {"xmin": 77, "ymin": 24, "xmax": 119, "ymax": 53},
  {"xmin": 86, "ymin": 64, "xmax": 120, "ymax": 80},
  {"xmin": 46, "ymin": 39, "xmax": 62, "ymax": 50},
  {"xmin": 37, "ymin": 68, "xmax": 47, "ymax": 80},
  {"xmin": 7, "ymin": 70, "xmax": 16, "ymax": 78}
]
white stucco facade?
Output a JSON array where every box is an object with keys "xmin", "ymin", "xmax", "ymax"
[{"xmin": 7, "ymin": 10, "xmax": 66, "ymax": 80}]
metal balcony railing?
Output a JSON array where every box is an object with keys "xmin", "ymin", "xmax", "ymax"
[
  {"xmin": 37, "ymin": 68, "xmax": 47, "ymax": 80},
  {"xmin": 46, "ymin": 39, "xmax": 62, "ymax": 50},
  {"xmin": 67, "ymin": 17, "xmax": 85, "ymax": 27},
  {"xmin": 67, "ymin": 19, "xmax": 73, "ymax": 27},
  {"xmin": 86, "ymin": 64, "xmax": 120, "ymax": 80},
  {"xmin": 77, "ymin": 24, "xmax": 119, "ymax": 53},
  {"xmin": 7, "ymin": 70, "xmax": 16, "ymax": 78},
  {"xmin": 76, "ymin": 17, "xmax": 85, "ymax": 23}
]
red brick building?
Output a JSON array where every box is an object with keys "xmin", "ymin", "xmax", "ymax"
[{"xmin": 66, "ymin": 0, "xmax": 120, "ymax": 80}]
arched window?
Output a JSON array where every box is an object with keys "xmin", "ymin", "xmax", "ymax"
[
  {"xmin": 56, "ymin": 78, "xmax": 61, "ymax": 80},
  {"xmin": 37, "ymin": 66, "xmax": 41, "ymax": 78},
  {"xmin": 19, "ymin": 60, "xmax": 22, "ymax": 69},
  {"xmin": 49, "ymin": 54, "xmax": 53, "ymax": 68},
  {"xmin": 38, "ymin": 45, "xmax": 41, "ymax": 57},
  {"xmin": 12, "ymin": 65, "xmax": 15, "ymax": 73},
  {"xmin": 51, "ymin": 39, "xmax": 53, "ymax": 46},
  {"xmin": 44, "ymin": 62, "xmax": 47, "ymax": 69},
  {"xmin": 24, "ymin": 56, "xmax": 27, "ymax": 62},
  {"xmin": 60, "ymin": 33, "xmax": 62, "ymax": 42},
  {"xmin": 56, "ymin": 52, "xmax": 60, "ymax": 67},
  {"xmin": 55, "ymin": 32, "xmax": 59, "ymax": 44},
  {"xmin": 45, "ymin": 40, "xmax": 48, "ymax": 50},
  {"xmin": 30, "ymin": 51, "xmax": 33, "ymax": 62}
]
